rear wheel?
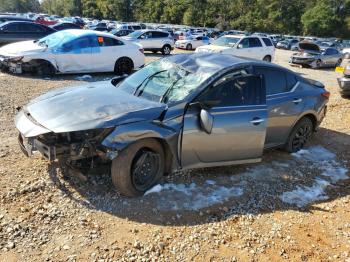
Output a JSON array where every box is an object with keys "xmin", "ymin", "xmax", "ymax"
[
  {"xmin": 336, "ymin": 58, "xmax": 342, "ymax": 67},
  {"xmin": 285, "ymin": 117, "xmax": 314, "ymax": 153},
  {"xmin": 186, "ymin": 43, "xmax": 192, "ymax": 50},
  {"xmin": 263, "ymin": 55, "xmax": 271, "ymax": 62},
  {"xmin": 161, "ymin": 45, "xmax": 171, "ymax": 55},
  {"xmin": 114, "ymin": 57, "xmax": 133, "ymax": 75},
  {"xmin": 111, "ymin": 139, "xmax": 164, "ymax": 197}
]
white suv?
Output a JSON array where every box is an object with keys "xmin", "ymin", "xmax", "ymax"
[
  {"xmin": 196, "ymin": 35, "xmax": 275, "ymax": 62},
  {"xmin": 123, "ymin": 30, "xmax": 174, "ymax": 55}
]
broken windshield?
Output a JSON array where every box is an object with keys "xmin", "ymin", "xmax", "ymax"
[
  {"xmin": 37, "ymin": 31, "xmax": 78, "ymax": 48},
  {"xmin": 118, "ymin": 59, "xmax": 209, "ymax": 104},
  {"xmin": 213, "ymin": 36, "xmax": 240, "ymax": 47}
]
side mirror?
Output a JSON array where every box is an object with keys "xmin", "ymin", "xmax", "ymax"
[
  {"xmin": 237, "ymin": 44, "xmax": 243, "ymax": 49},
  {"xmin": 199, "ymin": 109, "xmax": 214, "ymax": 134}
]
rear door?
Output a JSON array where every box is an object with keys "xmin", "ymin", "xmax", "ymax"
[
  {"xmin": 254, "ymin": 66, "xmax": 303, "ymax": 148},
  {"xmin": 181, "ymin": 72, "xmax": 267, "ymax": 169},
  {"xmin": 138, "ymin": 31, "xmax": 153, "ymax": 49}
]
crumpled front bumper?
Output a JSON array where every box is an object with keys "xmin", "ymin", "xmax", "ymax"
[
  {"xmin": 0, "ymin": 56, "xmax": 23, "ymax": 73},
  {"xmin": 289, "ymin": 56, "xmax": 315, "ymax": 66}
]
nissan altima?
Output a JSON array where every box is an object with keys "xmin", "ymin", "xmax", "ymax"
[{"xmin": 15, "ymin": 53, "xmax": 329, "ymax": 197}]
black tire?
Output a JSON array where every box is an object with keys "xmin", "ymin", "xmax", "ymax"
[
  {"xmin": 114, "ymin": 57, "xmax": 133, "ymax": 75},
  {"xmin": 263, "ymin": 55, "xmax": 271, "ymax": 62},
  {"xmin": 161, "ymin": 45, "xmax": 171, "ymax": 55},
  {"xmin": 111, "ymin": 138, "xmax": 164, "ymax": 197},
  {"xmin": 315, "ymin": 59, "xmax": 322, "ymax": 69},
  {"xmin": 336, "ymin": 58, "xmax": 342, "ymax": 67},
  {"xmin": 285, "ymin": 117, "xmax": 314, "ymax": 153},
  {"xmin": 186, "ymin": 43, "xmax": 192, "ymax": 50},
  {"xmin": 37, "ymin": 61, "xmax": 55, "ymax": 76}
]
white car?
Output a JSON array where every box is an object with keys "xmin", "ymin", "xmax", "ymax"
[
  {"xmin": 175, "ymin": 36, "xmax": 210, "ymax": 50},
  {"xmin": 0, "ymin": 29, "xmax": 145, "ymax": 75},
  {"xmin": 123, "ymin": 30, "xmax": 174, "ymax": 55},
  {"xmin": 196, "ymin": 35, "xmax": 275, "ymax": 62},
  {"xmin": 342, "ymin": 47, "xmax": 350, "ymax": 59}
]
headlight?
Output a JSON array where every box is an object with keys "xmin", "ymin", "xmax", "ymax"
[{"xmin": 7, "ymin": 56, "xmax": 23, "ymax": 62}]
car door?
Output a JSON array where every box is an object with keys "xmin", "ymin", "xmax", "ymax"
[
  {"xmin": 92, "ymin": 36, "xmax": 125, "ymax": 72},
  {"xmin": 0, "ymin": 23, "xmax": 22, "ymax": 43},
  {"xmin": 181, "ymin": 73, "xmax": 267, "ymax": 169},
  {"xmin": 254, "ymin": 66, "xmax": 303, "ymax": 148},
  {"xmin": 54, "ymin": 35, "xmax": 93, "ymax": 73},
  {"xmin": 138, "ymin": 31, "xmax": 153, "ymax": 49},
  {"xmin": 18, "ymin": 23, "xmax": 47, "ymax": 40}
]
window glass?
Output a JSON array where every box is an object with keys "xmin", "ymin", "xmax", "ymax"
[
  {"xmin": 152, "ymin": 31, "xmax": 168, "ymax": 38},
  {"xmin": 200, "ymin": 75, "xmax": 263, "ymax": 107},
  {"xmin": 255, "ymin": 67, "xmax": 288, "ymax": 95},
  {"xmin": 262, "ymin": 38, "xmax": 273, "ymax": 46},
  {"xmin": 98, "ymin": 36, "xmax": 124, "ymax": 46},
  {"xmin": 286, "ymin": 72, "xmax": 297, "ymax": 89},
  {"xmin": 4, "ymin": 23, "xmax": 19, "ymax": 32},
  {"xmin": 239, "ymin": 38, "xmax": 249, "ymax": 48},
  {"xmin": 19, "ymin": 24, "xmax": 44, "ymax": 32},
  {"xmin": 248, "ymin": 37, "xmax": 262, "ymax": 47}
]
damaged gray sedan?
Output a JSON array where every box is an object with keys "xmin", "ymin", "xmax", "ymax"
[{"xmin": 15, "ymin": 53, "xmax": 329, "ymax": 196}]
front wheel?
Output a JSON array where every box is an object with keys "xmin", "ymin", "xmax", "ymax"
[
  {"xmin": 37, "ymin": 61, "xmax": 55, "ymax": 76},
  {"xmin": 161, "ymin": 45, "xmax": 171, "ymax": 55},
  {"xmin": 336, "ymin": 58, "xmax": 342, "ymax": 67},
  {"xmin": 285, "ymin": 117, "xmax": 314, "ymax": 153},
  {"xmin": 263, "ymin": 55, "xmax": 271, "ymax": 62},
  {"xmin": 114, "ymin": 57, "xmax": 133, "ymax": 75},
  {"xmin": 111, "ymin": 139, "xmax": 164, "ymax": 197},
  {"xmin": 186, "ymin": 43, "xmax": 192, "ymax": 50}
]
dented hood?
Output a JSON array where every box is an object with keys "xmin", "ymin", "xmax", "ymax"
[
  {"xmin": 0, "ymin": 40, "xmax": 46, "ymax": 56},
  {"xmin": 298, "ymin": 42, "xmax": 320, "ymax": 53},
  {"xmin": 23, "ymin": 81, "xmax": 166, "ymax": 133}
]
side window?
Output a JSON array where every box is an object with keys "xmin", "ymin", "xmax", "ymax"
[
  {"xmin": 98, "ymin": 36, "xmax": 124, "ymax": 46},
  {"xmin": 248, "ymin": 37, "xmax": 263, "ymax": 48},
  {"xmin": 262, "ymin": 38, "xmax": 273, "ymax": 47},
  {"xmin": 3, "ymin": 23, "xmax": 19, "ymax": 32},
  {"xmin": 152, "ymin": 31, "xmax": 168, "ymax": 38},
  {"xmin": 19, "ymin": 24, "xmax": 44, "ymax": 32},
  {"xmin": 200, "ymin": 75, "xmax": 264, "ymax": 107},
  {"xmin": 196, "ymin": 36, "xmax": 202, "ymax": 40},
  {"xmin": 238, "ymin": 38, "xmax": 249, "ymax": 48},
  {"xmin": 140, "ymin": 32, "xmax": 152, "ymax": 39},
  {"xmin": 255, "ymin": 67, "xmax": 289, "ymax": 95},
  {"xmin": 286, "ymin": 72, "xmax": 298, "ymax": 90}
]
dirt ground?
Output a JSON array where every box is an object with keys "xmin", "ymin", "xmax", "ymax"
[{"xmin": 0, "ymin": 49, "xmax": 349, "ymax": 262}]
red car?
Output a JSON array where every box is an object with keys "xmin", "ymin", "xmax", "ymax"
[{"xmin": 35, "ymin": 16, "xmax": 58, "ymax": 26}]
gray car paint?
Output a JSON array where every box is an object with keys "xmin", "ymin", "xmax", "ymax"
[{"xmin": 15, "ymin": 53, "xmax": 328, "ymax": 172}]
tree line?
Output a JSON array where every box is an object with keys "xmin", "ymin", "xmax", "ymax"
[{"xmin": 1, "ymin": 0, "xmax": 349, "ymax": 38}]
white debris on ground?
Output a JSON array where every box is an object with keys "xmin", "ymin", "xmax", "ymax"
[
  {"xmin": 146, "ymin": 146, "xmax": 348, "ymax": 210},
  {"xmin": 145, "ymin": 181, "xmax": 243, "ymax": 211},
  {"xmin": 280, "ymin": 146, "xmax": 348, "ymax": 207},
  {"xmin": 75, "ymin": 74, "xmax": 92, "ymax": 81}
]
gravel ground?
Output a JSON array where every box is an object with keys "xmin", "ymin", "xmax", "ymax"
[{"xmin": 0, "ymin": 49, "xmax": 349, "ymax": 262}]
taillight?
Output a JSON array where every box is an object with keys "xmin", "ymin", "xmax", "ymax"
[
  {"xmin": 321, "ymin": 91, "xmax": 330, "ymax": 98},
  {"xmin": 139, "ymin": 48, "xmax": 144, "ymax": 54}
]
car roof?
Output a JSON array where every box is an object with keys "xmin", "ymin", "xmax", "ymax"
[
  {"xmin": 166, "ymin": 53, "xmax": 293, "ymax": 76},
  {"xmin": 57, "ymin": 29, "xmax": 117, "ymax": 38}
]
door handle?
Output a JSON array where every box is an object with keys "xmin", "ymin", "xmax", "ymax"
[
  {"xmin": 250, "ymin": 117, "xmax": 265, "ymax": 125},
  {"xmin": 293, "ymin": 98, "xmax": 302, "ymax": 104}
]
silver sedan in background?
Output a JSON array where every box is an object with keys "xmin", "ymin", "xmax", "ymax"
[{"xmin": 15, "ymin": 53, "xmax": 329, "ymax": 196}]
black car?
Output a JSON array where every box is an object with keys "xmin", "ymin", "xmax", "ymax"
[
  {"xmin": 51, "ymin": 22, "xmax": 81, "ymax": 31},
  {"xmin": 110, "ymin": 28, "xmax": 133, "ymax": 37},
  {"xmin": 0, "ymin": 21, "xmax": 56, "ymax": 45},
  {"xmin": 89, "ymin": 22, "xmax": 108, "ymax": 32},
  {"xmin": 0, "ymin": 15, "xmax": 32, "ymax": 24}
]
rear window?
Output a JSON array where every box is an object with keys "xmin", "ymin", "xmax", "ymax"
[
  {"xmin": 248, "ymin": 37, "xmax": 262, "ymax": 47},
  {"xmin": 152, "ymin": 31, "xmax": 169, "ymax": 38},
  {"xmin": 255, "ymin": 67, "xmax": 292, "ymax": 95},
  {"xmin": 262, "ymin": 38, "xmax": 273, "ymax": 46}
]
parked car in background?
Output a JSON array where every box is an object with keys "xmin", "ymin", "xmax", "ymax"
[
  {"xmin": 51, "ymin": 22, "xmax": 81, "ymax": 31},
  {"xmin": 0, "ymin": 21, "xmax": 56, "ymax": 45},
  {"xmin": 14, "ymin": 53, "xmax": 329, "ymax": 196},
  {"xmin": 337, "ymin": 63, "xmax": 350, "ymax": 97},
  {"xmin": 110, "ymin": 29, "xmax": 133, "ymax": 37},
  {"xmin": 342, "ymin": 47, "xmax": 350, "ymax": 59},
  {"xmin": 196, "ymin": 35, "xmax": 275, "ymax": 62},
  {"xmin": 0, "ymin": 29, "xmax": 144, "ymax": 75},
  {"xmin": 0, "ymin": 15, "xmax": 32, "ymax": 23},
  {"xmin": 290, "ymin": 42, "xmax": 343, "ymax": 69},
  {"xmin": 89, "ymin": 22, "xmax": 108, "ymax": 31},
  {"xmin": 276, "ymin": 39, "xmax": 299, "ymax": 50},
  {"xmin": 34, "ymin": 15, "xmax": 58, "ymax": 26},
  {"xmin": 175, "ymin": 36, "xmax": 209, "ymax": 50},
  {"xmin": 123, "ymin": 29, "xmax": 174, "ymax": 55}
]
